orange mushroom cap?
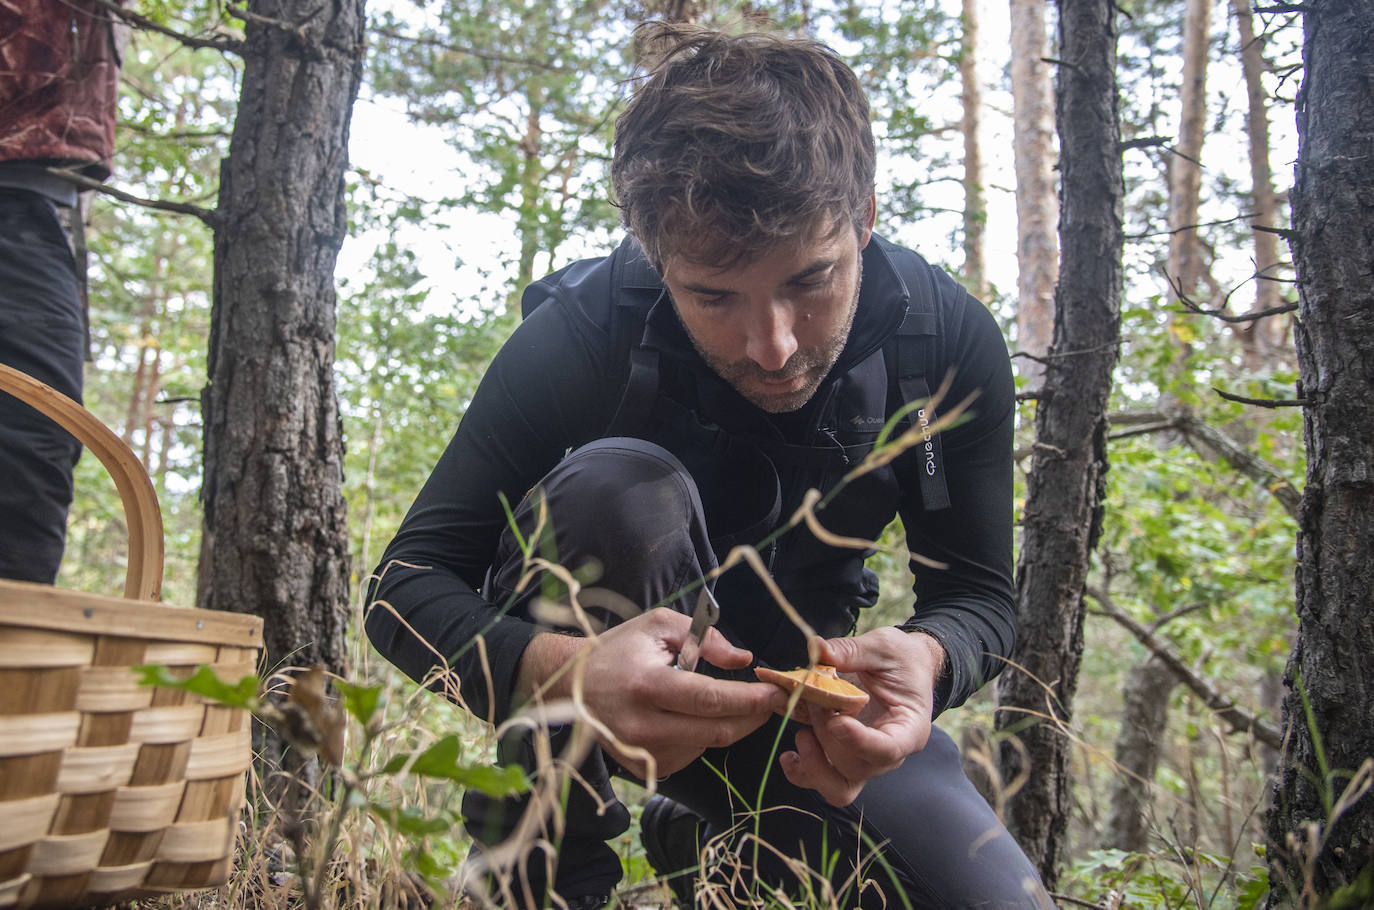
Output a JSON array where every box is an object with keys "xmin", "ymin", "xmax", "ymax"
[{"xmin": 754, "ymin": 664, "xmax": 869, "ymax": 714}]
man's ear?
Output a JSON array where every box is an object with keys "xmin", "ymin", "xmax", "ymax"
[{"xmin": 860, "ymin": 193, "xmax": 876, "ymax": 248}]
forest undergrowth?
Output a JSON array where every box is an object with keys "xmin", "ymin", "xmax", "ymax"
[
  {"xmin": 134, "ymin": 514, "xmax": 1294, "ymax": 910},
  {"xmin": 89, "ymin": 379, "xmax": 1318, "ymax": 910}
]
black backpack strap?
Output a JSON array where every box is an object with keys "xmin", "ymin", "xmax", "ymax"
[
  {"xmin": 606, "ymin": 346, "xmax": 660, "ymax": 436},
  {"xmin": 887, "ymin": 293, "xmax": 951, "ymax": 511},
  {"xmin": 605, "ymin": 240, "xmax": 665, "ymax": 437}
]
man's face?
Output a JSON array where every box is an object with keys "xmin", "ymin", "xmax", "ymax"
[{"xmin": 662, "ymin": 214, "xmax": 874, "ymax": 413}]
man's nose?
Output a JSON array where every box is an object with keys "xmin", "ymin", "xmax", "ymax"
[{"xmin": 743, "ymin": 300, "xmax": 799, "ymax": 372}]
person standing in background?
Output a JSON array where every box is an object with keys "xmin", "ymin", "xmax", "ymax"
[{"xmin": 0, "ymin": 0, "xmax": 126, "ymax": 582}]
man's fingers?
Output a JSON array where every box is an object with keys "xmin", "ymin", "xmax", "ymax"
[
  {"xmin": 812, "ymin": 634, "xmax": 860, "ymax": 669},
  {"xmin": 650, "ymin": 667, "xmax": 778, "ymax": 719},
  {"xmin": 781, "ymin": 728, "xmax": 861, "ymax": 807},
  {"xmin": 809, "ymin": 712, "xmax": 907, "ymax": 780},
  {"xmin": 698, "ymin": 625, "xmax": 754, "ymax": 669}
]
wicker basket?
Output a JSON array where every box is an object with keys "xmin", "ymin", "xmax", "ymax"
[{"xmin": 0, "ymin": 363, "xmax": 263, "ymax": 909}]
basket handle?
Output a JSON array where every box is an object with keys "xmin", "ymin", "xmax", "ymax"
[{"xmin": 0, "ymin": 362, "xmax": 164, "ymax": 601}]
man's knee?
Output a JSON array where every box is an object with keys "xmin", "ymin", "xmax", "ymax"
[{"xmin": 488, "ymin": 438, "xmax": 715, "ymax": 623}]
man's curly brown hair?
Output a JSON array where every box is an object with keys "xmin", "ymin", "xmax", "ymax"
[{"xmin": 611, "ymin": 22, "xmax": 876, "ymax": 270}]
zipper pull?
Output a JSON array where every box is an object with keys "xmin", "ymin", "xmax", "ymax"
[{"xmin": 821, "ymin": 426, "xmax": 850, "ymax": 465}]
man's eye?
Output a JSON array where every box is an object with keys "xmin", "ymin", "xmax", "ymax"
[{"xmin": 793, "ymin": 272, "xmax": 833, "ymax": 293}]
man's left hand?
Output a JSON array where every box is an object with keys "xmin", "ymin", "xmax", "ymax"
[{"xmin": 776, "ymin": 627, "xmax": 945, "ymax": 807}]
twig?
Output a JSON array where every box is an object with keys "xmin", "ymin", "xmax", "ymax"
[
  {"xmin": 1087, "ymin": 587, "xmax": 1284, "ymax": 751},
  {"xmin": 1012, "ymin": 349, "xmax": 1054, "ymax": 366},
  {"xmin": 370, "ymin": 24, "xmax": 577, "ymax": 73},
  {"xmin": 46, "ymin": 167, "xmax": 218, "ymax": 226},
  {"xmin": 1253, "ymin": 224, "xmax": 1298, "ymax": 241},
  {"xmin": 1176, "ymin": 290, "xmax": 1298, "ymax": 324},
  {"xmin": 1120, "ymin": 136, "xmax": 1170, "ymax": 153},
  {"xmin": 1148, "ymin": 601, "xmax": 1208, "ymax": 634},
  {"xmin": 1211, "ymin": 387, "xmax": 1308, "ymax": 409},
  {"xmin": 93, "ymin": 0, "xmax": 243, "ymax": 55},
  {"xmin": 1048, "ymin": 892, "xmax": 1109, "ymax": 909},
  {"xmin": 225, "ymin": 1, "xmax": 319, "ymax": 33},
  {"xmin": 1042, "ymin": 56, "xmax": 1083, "ymax": 73},
  {"xmin": 119, "ymin": 122, "xmax": 232, "ymax": 142},
  {"xmin": 1107, "ymin": 420, "xmax": 1178, "ymax": 442}
]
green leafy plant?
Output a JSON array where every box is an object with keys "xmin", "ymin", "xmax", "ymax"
[{"xmin": 136, "ymin": 662, "xmax": 530, "ymax": 907}]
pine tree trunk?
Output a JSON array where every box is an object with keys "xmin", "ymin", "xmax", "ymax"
[
  {"xmin": 1008, "ymin": 0, "xmax": 1058, "ymax": 392},
  {"xmin": 512, "ymin": 87, "xmax": 545, "ymax": 316},
  {"xmin": 1102, "ymin": 655, "xmax": 1178, "ymax": 853},
  {"xmin": 994, "ymin": 0, "xmax": 1123, "ymax": 886},
  {"xmin": 1231, "ymin": 0, "xmax": 1289, "ymax": 370},
  {"xmin": 201, "ymin": 0, "xmax": 365, "ymax": 686},
  {"xmin": 1166, "ymin": 0, "xmax": 1211, "ymax": 305},
  {"xmin": 959, "ymin": 0, "xmax": 986, "ymax": 299},
  {"xmin": 1264, "ymin": 0, "xmax": 1374, "ymax": 902}
]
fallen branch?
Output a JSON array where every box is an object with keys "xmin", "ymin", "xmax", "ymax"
[
  {"xmin": 1087, "ymin": 586, "xmax": 1283, "ymax": 752},
  {"xmin": 1105, "ymin": 409, "xmax": 1301, "ymax": 519},
  {"xmin": 1172, "ymin": 413, "xmax": 1301, "ymax": 518}
]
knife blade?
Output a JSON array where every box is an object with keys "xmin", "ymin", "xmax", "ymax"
[{"xmin": 674, "ymin": 585, "xmax": 721, "ymax": 672}]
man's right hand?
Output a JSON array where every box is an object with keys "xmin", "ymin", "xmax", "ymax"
[{"xmin": 516, "ymin": 606, "xmax": 785, "ymax": 778}]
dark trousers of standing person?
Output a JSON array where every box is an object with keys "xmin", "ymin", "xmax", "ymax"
[
  {"xmin": 0, "ymin": 188, "xmax": 85, "ymax": 584},
  {"xmin": 461, "ymin": 437, "xmax": 1048, "ymax": 910}
]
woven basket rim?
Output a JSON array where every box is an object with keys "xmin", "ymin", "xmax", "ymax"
[{"xmin": 0, "ymin": 578, "xmax": 262, "ymax": 647}]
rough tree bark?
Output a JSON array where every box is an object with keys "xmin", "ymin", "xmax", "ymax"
[
  {"xmin": 200, "ymin": 1, "xmax": 365, "ymax": 686},
  {"xmin": 1264, "ymin": 0, "xmax": 1374, "ymax": 902},
  {"xmin": 1008, "ymin": 0, "xmax": 1058, "ymax": 393},
  {"xmin": 994, "ymin": 0, "xmax": 1123, "ymax": 886}
]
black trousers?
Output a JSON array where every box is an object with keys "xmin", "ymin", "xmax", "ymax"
[
  {"xmin": 0, "ymin": 189, "xmax": 84, "ymax": 584},
  {"xmin": 463, "ymin": 438, "xmax": 1046, "ymax": 909}
]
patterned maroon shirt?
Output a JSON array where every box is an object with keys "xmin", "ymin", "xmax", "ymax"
[{"xmin": 0, "ymin": 0, "xmax": 125, "ymax": 179}]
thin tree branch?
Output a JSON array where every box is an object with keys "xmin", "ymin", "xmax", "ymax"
[
  {"xmin": 1107, "ymin": 421, "xmax": 1178, "ymax": 441},
  {"xmin": 1105, "ymin": 410, "xmax": 1302, "ymax": 518},
  {"xmin": 94, "ymin": 0, "xmax": 243, "ymax": 55},
  {"xmin": 1211, "ymin": 388, "xmax": 1308, "ymax": 409},
  {"xmin": 1087, "ymin": 587, "xmax": 1283, "ymax": 752},
  {"xmin": 1148, "ymin": 601, "xmax": 1208, "ymax": 634},
  {"xmin": 119, "ymin": 121, "xmax": 232, "ymax": 142},
  {"xmin": 1011, "ymin": 349, "xmax": 1054, "ymax": 367},
  {"xmin": 47, "ymin": 168, "xmax": 218, "ymax": 227},
  {"xmin": 1173, "ymin": 414, "xmax": 1302, "ymax": 517},
  {"xmin": 1178, "ymin": 293, "xmax": 1298, "ymax": 324},
  {"xmin": 370, "ymin": 24, "xmax": 576, "ymax": 73},
  {"xmin": 1047, "ymin": 893, "xmax": 1110, "ymax": 909},
  {"xmin": 1120, "ymin": 135, "xmax": 1170, "ymax": 152},
  {"xmin": 1130, "ymin": 211, "xmax": 1262, "ymax": 243},
  {"xmin": 1108, "ymin": 409, "xmax": 1171, "ymax": 427},
  {"xmin": 1253, "ymin": 223, "xmax": 1298, "ymax": 241},
  {"xmin": 1164, "ymin": 266, "xmax": 1299, "ymax": 324},
  {"xmin": 224, "ymin": 1, "xmax": 322, "ymax": 33}
]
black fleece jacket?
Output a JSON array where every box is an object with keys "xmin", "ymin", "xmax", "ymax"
[{"xmin": 365, "ymin": 234, "xmax": 1017, "ymax": 725}]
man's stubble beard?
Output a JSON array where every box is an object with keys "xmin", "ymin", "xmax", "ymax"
[{"xmin": 691, "ymin": 261, "xmax": 862, "ymax": 414}]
